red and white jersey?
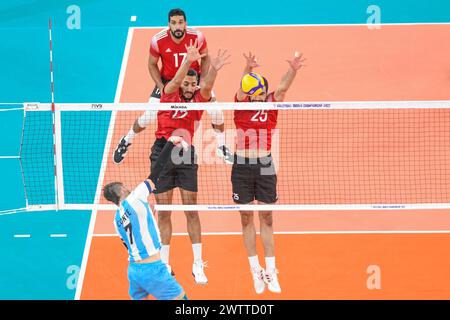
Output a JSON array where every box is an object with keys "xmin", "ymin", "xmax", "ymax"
[
  {"xmin": 234, "ymin": 92, "xmax": 279, "ymax": 151},
  {"xmin": 156, "ymin": 87, "xmax": 209, "ymax": 143},
  {"xmin": 149, "ymin": 27, "xmax": 207, "ymax": 81}
]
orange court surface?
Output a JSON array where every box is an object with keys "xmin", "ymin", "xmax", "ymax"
[{"xmin": 79, "ymin": 24, "xmax": 450, "ymax": 300}]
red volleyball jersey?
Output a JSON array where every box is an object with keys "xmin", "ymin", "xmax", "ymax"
[
  {"xmin": 156, "ymin": 87, "xmax": 209, "ymax": 143},
  {"xmin": 233, "ymin": 92, "xmax": 279, "ymax": 151},
  {"xmin": 149, "ymin": 27, "xmax": 207, "ymax": 81}
]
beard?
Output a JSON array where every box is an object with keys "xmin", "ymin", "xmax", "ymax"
[
  {"xmin": 182, "ymin": 91, "xmax": 194, "ymax": 101},
  {"xmin": 171, "ymin": 29, "xmax": 185, "ymax": 39}
]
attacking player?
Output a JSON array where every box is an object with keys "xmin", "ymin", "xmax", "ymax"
[
  {"xmin": 103, "ymin": 136, "xmax": 188, "ymax": 300},
  {"xmin": 131, "ymin": 39, "xmax": 229, "ymax": 284},
  {"xmin": 113, "ymin": 8, "xmax": 231, "ymax": 165},
  {"xmin": 233, "ymin": 51, "xmax": 306, "ymax": 294}
]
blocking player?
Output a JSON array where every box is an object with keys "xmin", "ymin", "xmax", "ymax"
[
  {"xmin": 103, "ymin": 136, "xmax": 188, "ymax": 300},
  {"xmin": 113, "ymin": 8, "xmax": 231, "ymax": 165},
  {"xmin": 142, "ymin": 39, "xmax": 230, "ymax": 284},
  {"xmin": 233, "ymin": 51, "xmax": 306, "ymax": 294}
]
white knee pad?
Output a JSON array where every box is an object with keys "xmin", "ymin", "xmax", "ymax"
[
  {"xmin": 137, "ymin": 110, "xmax": 157, "ymax": 128},
  {"xmin": 137, "ymin": 96, "xmax": 160, "ymax": 128}
]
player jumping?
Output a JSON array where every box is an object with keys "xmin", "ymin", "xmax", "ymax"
[
  {"xmin": 113, "ymin": 8, "xmax": 231, "ymax": 165},
  {"xmin": 121, "ymin": 39, "xmax": 230, "ymax": 285},
  {"xmin": 103, "ymin": 136, "xmax": 188, "ymax": 300}
]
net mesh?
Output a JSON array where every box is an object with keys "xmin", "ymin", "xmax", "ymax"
[
  {"xmin": 61, "ymin": 111, "xmax": 112, "ymax": 204},
  {"xmin": 21, "ymin": 102, "xmax": 450, "ymax": 209},
  {"xmin": 21, "ymin": 110, "xmax": 56, "ymax": 205}
]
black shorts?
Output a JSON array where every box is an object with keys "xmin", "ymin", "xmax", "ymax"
[
  {"xmin": 150, "ymin": 75, "xmax": 201, "ymax": 99},
  {"xmin": 231, "ymin": 154, "xmax": 278, "ymax": 204},
  {"xmin": 150, "ymin": 137, "xmax": 198, "ymax": 194},
  {"xmin": 150, "ymin": 77, "xmax": 170, "ymax": 99}
]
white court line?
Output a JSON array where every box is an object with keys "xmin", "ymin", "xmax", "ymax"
[
  {"xmin": 0, "ymin": 209, "xmax": 27, "ymax": 216},
  {"xmin": 74, "ymin": 27, "xmax": 134, "ymax": 301},
  {"xmin": 132, "ymin": 22, "xmax": 450, "ymax": 30},
  {"xmin": 0, "ymin": 108, "xmax": 24, "ymax": 111},
  {"xmin": 0, "ymin": 156, "xmax": 20, "ymax": 159},
  {"xmin": 50, "ymin": 234, "xmax": 67, "ymax": 238},
  {"xmin": 93, "ymin": 230, "xmax": 450, "ymax": 237},
  {"xmin": 14, "ymin": 234, "xmax": 31, "ymax": 238}
]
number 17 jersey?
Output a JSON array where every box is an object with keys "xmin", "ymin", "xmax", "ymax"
[{"xmin": 149, "ymin": 27, "xmax": 207, "ymax": 81}]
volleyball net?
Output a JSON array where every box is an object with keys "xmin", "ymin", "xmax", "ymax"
[{"xmin": 14, "ymin": 100, "xmax": 450, "ymax": 212}]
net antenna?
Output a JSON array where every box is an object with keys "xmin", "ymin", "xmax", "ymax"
[{"xmin": 49, "ymin": 18, "xmax": 64, "ymax": 210}]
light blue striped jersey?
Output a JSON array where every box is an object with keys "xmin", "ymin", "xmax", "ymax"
[{"xmin": 113, "ymin": 181, "xmax": 161, "ymax": 262}]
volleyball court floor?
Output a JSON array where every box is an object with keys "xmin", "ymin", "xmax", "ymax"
[{"xmin": 79, "ymin": 24, "xmax": 450, "ymax": 299}]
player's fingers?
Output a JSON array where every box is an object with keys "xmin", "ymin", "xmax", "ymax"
[
  {"xmin": 217, "ymin": 49, "xmax": 222, "ymax": 57},
  {"xmin": 168, "ymin": 136, "xmax": 179, "ymax": 144},
  {"xmin": 180, "ymin": 140, "xmax": 189, "ymax": 151},
  {"xmin": 221, "ymin": 49, "xmax": 228, "ymax": 56},
  {"xmin": 193, "ymin": 38, "xmax": 198, "ymax": 48},
  {"xmin": 199, "ymin": 53, "xmax": 207, "ymax": 59},
  {"xmin": 243, "ymin": 52, "xmax": 248, "ymax": 59}
]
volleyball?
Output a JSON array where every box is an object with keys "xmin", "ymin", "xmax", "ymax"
[{"xmin": 241, "ymin": 72, "xmax": 266, "ymax": 96}]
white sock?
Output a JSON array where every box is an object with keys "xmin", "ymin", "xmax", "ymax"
[
  {"xmin": 248, "ymin": 255, "xmax": 261, "ymax": 270},
  {"xmin": 192, "ymin": 243, "xmax": 202, "ymax": 262},
  {"xmin": 160, "ymin": 245, "xmax": 170, "ymax": 265},
  {"xmin": 124, "ymin": 128, "xmax": 136, "ymax": 144},
  {"xmin": 265, "ymin": 256, "xmax": 276, "ymax": 271}
]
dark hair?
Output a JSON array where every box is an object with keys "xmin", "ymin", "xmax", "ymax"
[
  {"xmin": 103, "ymin": 182, "xmax": 123, "ymax": 206},
  {"xmin": 262, "ymin": 76, "xmax": 269, "ymax": 93},
  {"xmin": 168, "ymin": 8, "xmax": 186, "ymax": 22},
  {"xmin": 186, "ymin": 69, "xmax": 198, "ymax": 78}
]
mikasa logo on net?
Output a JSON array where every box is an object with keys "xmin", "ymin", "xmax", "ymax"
[{"xmin": 170, "ymin": 105, "xmax": 188, "ymax": 109}]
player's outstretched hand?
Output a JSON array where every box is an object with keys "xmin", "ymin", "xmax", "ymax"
[
  {"xmin": 168, "ymin": 136, "xmax": 189, "ymax": 150},
  {"xmin": 211, "ymin": 49, "xmax": 231, "ymax": 71},
  {"xmin": 243, "ymin": 51, "xmax": 259, "ymax": 69},
  {"xmin": 286, "ymin": 51, "xmax": 307, "ymax": 71},
  {"xmin": 185, "ymin": 38, "xmax": 207, "ymax": 62}
]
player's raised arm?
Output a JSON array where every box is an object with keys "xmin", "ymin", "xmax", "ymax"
[
  {"xmin": 148, "ymin": 136, "xmax": 188, "ymax": 188},
  {"xmin": 199, "ymin": 47, "xmax": 210, "ymax": 85},
  {"xmin": 164, "ymin": 39, "xmax": 206, "ymax": 94},
  {"xmin": 236, "ymin": 52, "xmax": 260, "ymax": 101},
  {"xmin": 199, "ymin": 49, "xmax": 231, "ymax": 100},
  {"xmin": 199, "ymin": 49, "xmax": 233, "ymax": 165},
  {"xmin": 273, "ymin": 51, "xmax": 306, "ymax": 102}
]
